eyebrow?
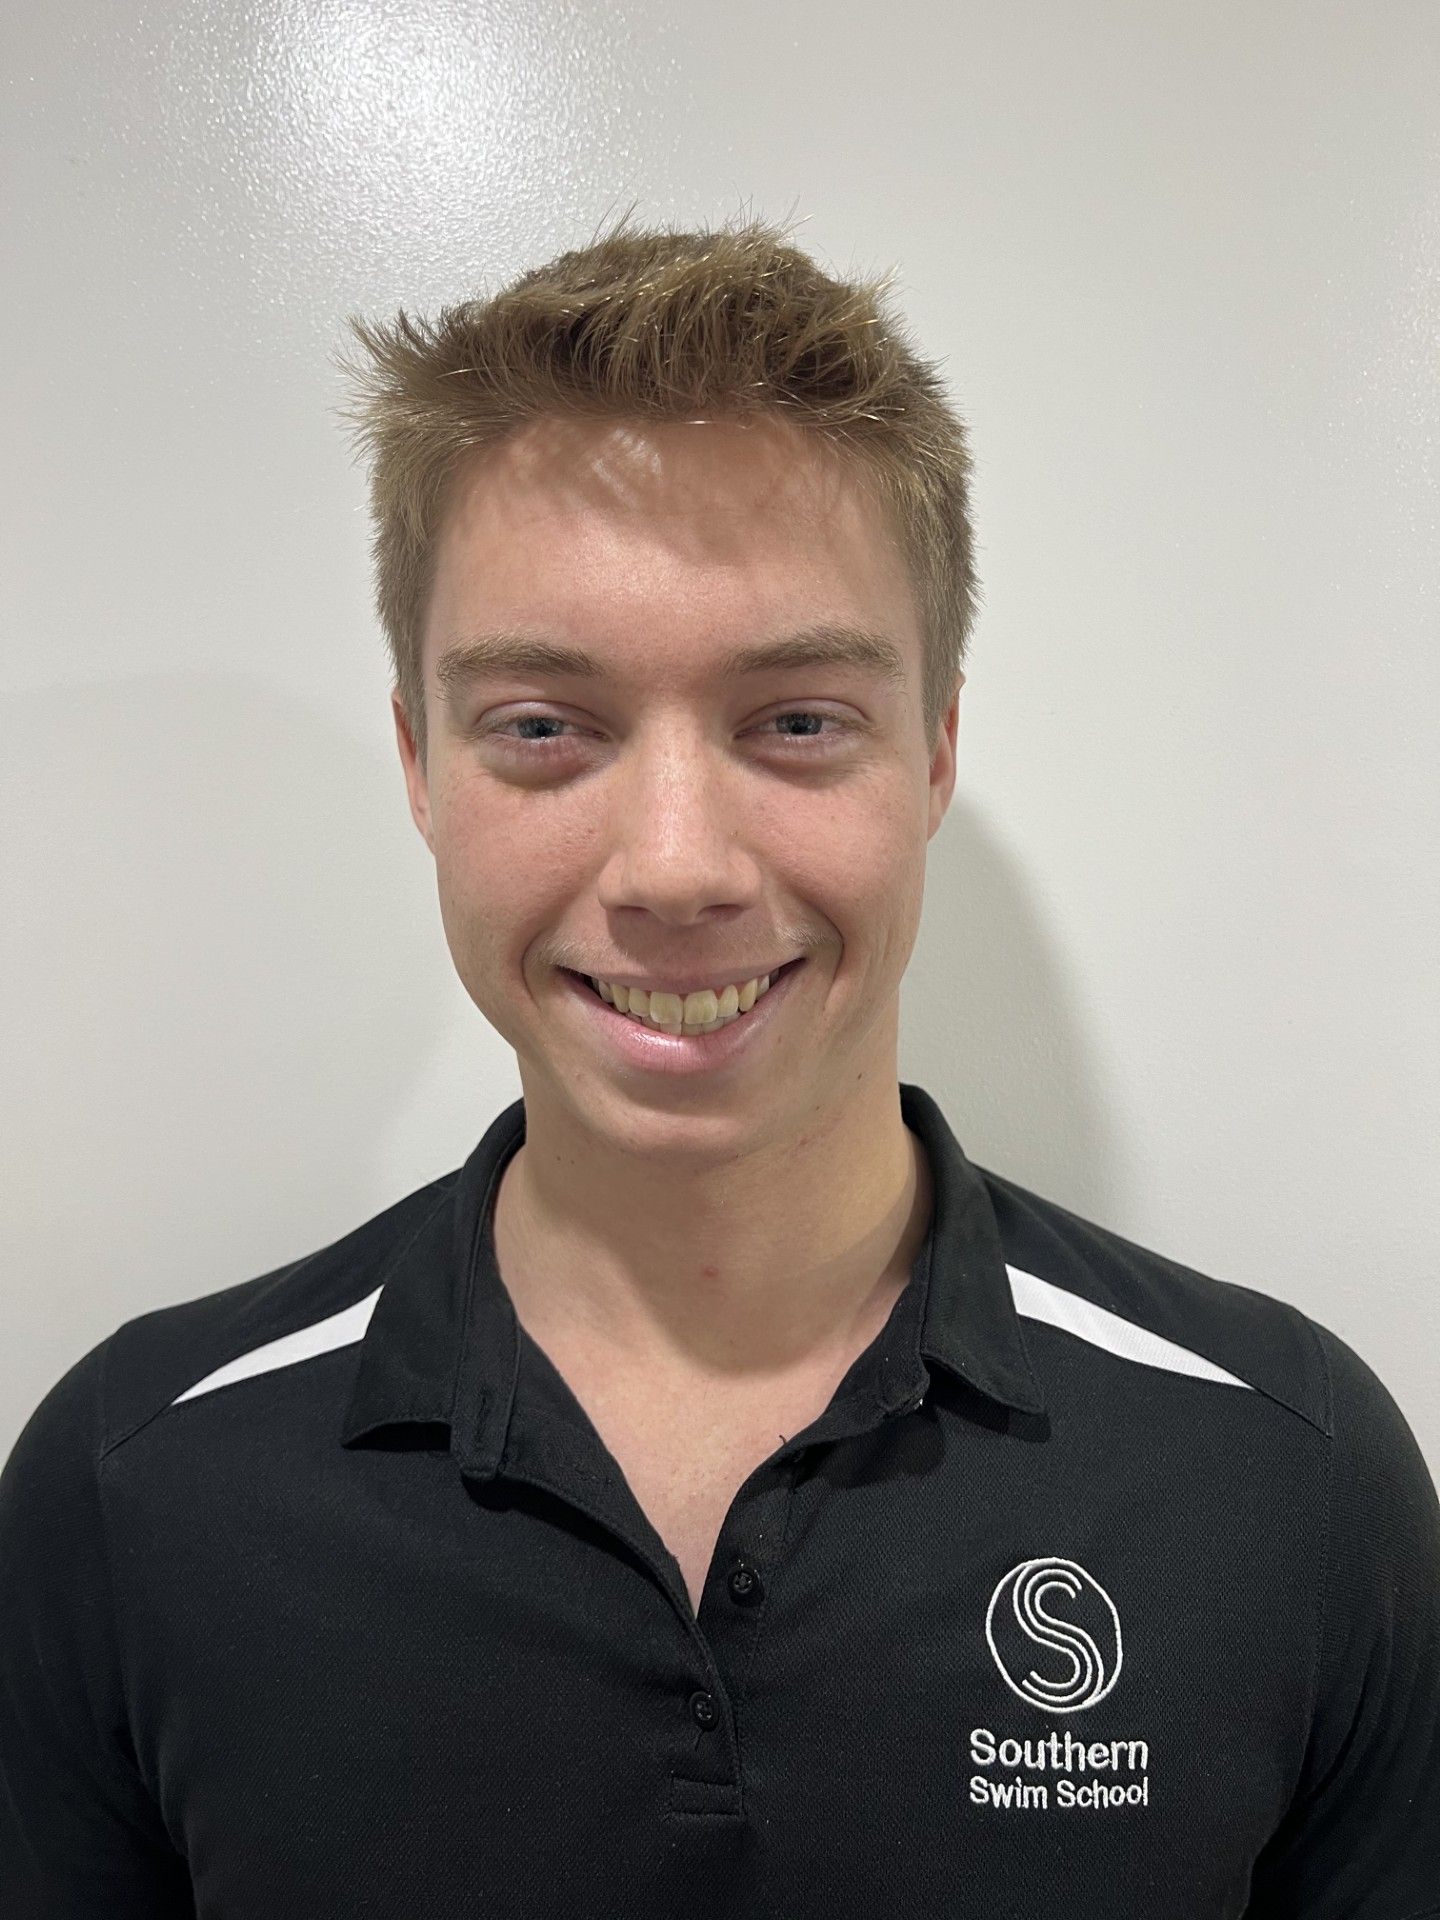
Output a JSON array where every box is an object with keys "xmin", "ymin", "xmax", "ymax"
[{"xmin": 434, "ymin": 624, "xmax": 910, "ymax": 704}]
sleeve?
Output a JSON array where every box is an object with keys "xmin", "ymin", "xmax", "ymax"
[
  {"xmin": 0, "ymin": 1338, "xmax": 194, "ymax": 1917},
  {"xmin": 1244, "ymin": 1318, "xmax": 1440, "ymax": 1917}
]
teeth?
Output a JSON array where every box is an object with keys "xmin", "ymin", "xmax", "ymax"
[{"xmin": 591, "ymin": 970, "xmax": 779, "ymax": 1035}]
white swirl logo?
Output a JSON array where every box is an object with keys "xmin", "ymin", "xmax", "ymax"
[{"xmin": 985, "ymin": 1557, "xmax": 1123, "ymax": 1714}]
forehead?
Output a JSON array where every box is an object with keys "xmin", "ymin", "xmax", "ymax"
[{"xmin": 423, "ymin": 414, "xmax": 920, "ymax": 677}]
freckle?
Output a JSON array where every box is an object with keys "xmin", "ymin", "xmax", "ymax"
[{"xmin": 700, "ymin": 1265, "xmax": 720, "ymax": 1280}]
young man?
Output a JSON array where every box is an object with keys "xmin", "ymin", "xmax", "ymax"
[{"xmin": 2, "ymin": 218, "xmax": 1437, "ymax": 1917}]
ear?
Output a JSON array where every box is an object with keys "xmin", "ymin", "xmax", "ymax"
[
  {"xmin": 392, "ymin": 690, "xmax": 436, "ymax": 855},
  {"xmin": 926, "ymin": 672, "xmax": 964, "ymax": 841}
]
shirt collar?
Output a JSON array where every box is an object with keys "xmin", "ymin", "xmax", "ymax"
[
  {"xmin": 340, "ymin": 1080, "xmax": 1045, "ymax": 1464},
  {"xmin": 898, "ymin": 1082, "xmax": 1047, "ymax": 1417}
]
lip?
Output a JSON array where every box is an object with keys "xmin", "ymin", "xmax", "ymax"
[{"xmin": 557, "ymin": 958, "xmax": 807, "ymax": 1076}]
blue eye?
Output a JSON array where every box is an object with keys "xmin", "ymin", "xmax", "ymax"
[
  {"xmin": 480, "ymin": 710, "xmax": 855, "ymax": 751},
  {"xmin": 490, "ymin": 715, "xmax": 577, "ymax": 746},
  {"xmin": 763, "ymin": 711, "xmax": 845, "ymax": 742}
]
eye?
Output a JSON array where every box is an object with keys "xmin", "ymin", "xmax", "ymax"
[
  {"xmin": 482, "ymin": 714, "xmax": 581, "ymax": 747},
  {"xmin": 754, "ymin": 709, "xmax": 857, "ymax": 746},
  {"xmin": 477, "ymin": 707, "xmax": 859, "ymax": 752}
]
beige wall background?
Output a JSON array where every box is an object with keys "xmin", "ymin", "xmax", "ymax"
[{"xmin": 3, "ymin": 1, "xmax": 1437, "ymax": 1474}]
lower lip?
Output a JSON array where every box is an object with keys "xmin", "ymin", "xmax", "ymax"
[{"xmin": 557, "ymin": 961, "xmax": 807, "ymax": 1076}]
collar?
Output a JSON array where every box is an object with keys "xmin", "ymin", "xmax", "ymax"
[
  {"xmin": 898, "ymin": 1082, "xmax": 1047, "ymax": 1418},
  {"xmin": 340, "ymin": 1080, "xmax": 1045, "ymax": 1465}
]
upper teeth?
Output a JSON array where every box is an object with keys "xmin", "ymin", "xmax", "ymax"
[{"xmin": 591, "ymin": 972, "xmax": 777, "ymax": 1027}]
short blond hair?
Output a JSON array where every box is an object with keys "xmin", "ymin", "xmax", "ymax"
[{"xmin": 334, "ymin": 212, "xmax": 981, "ymax": 772}]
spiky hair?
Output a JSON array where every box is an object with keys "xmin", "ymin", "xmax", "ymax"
[{"xmin": 334, "ymin": 210, "xmax": 981, "ymax": 771}]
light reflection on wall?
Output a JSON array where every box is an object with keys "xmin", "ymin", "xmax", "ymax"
[{"xmin": 153, "ymin": 0, "xmax": 692, "ymax": 291}]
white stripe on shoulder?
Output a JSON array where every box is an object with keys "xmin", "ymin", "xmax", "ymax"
[
  {"xmin": 168, "ymin": 1284, "xmax": 385, "ymax": 1407},
  {"xmin": 1006, "ymin": 1264, "xmax": 1253, "ymax": 1390}
]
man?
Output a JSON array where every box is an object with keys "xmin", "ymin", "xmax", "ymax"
[{"xmin": 2, "ymin": 216, "xmax": 1437, "ymax": 1917}]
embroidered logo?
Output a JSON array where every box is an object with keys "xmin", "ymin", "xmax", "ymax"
[{"xmin": 985, "ymin": 1557, "xmax": 1123, "ymax": 1715}]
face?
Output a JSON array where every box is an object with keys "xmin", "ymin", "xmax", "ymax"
[{"xmin": 393, "ymin": 412, "xmax": 961, "ymax": 1165}]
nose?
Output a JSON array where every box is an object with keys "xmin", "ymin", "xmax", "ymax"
[{"xmin": 592, "ymin": 723, "xmax": 761, "ymax": 926}]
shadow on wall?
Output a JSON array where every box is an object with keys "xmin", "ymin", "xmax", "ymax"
[{"xmin": 903, "ymin": 796, "xmax": 1124, "ymax": 1227}]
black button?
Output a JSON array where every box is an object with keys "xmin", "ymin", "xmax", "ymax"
[
  {"xmin": 727, "ymin": 1562, "xmax": 763, "ymax": 1606},
  {"xmin": 689, "ymin": 1690, "xmax": 718, "ymax": 1730}
]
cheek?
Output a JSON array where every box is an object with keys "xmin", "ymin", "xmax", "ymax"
[
  {"xmin": 428, "ymin": 788, "xmax": 534, "ymax": 969},
  {"xmin": 786, "ymin": 784, "xmax": 928, "ymax": 963},
  {"xmin": 434, "ymin": 777, "xmax": 570, "ymax": 907}
]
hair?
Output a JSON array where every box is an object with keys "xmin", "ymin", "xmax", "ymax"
[{"xmin": 333, "ymin": 210, "xmax": 982, "ymax": 775}]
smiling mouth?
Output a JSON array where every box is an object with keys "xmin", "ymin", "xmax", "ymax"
[{"xmin": 562, "ymin": 958, "xmax": 804, "ymax": 1033}]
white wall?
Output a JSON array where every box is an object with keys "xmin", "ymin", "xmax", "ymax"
[{"xmin": 3, "ymin": 0, "xmax": 1436, "ymax": 1472}]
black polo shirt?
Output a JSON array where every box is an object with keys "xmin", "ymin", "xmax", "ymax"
[{"xmin": 3, "ymin": 1081, "xmax": 1438, "ymax": 1917}]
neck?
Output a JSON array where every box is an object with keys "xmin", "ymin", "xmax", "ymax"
[{"xmin": 491, "ymin": 1079, "xmax": 932, "ymax": 1385}]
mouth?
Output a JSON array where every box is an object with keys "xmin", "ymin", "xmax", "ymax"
[{"xmin": 554, "ymin": 955, "xmax": 809, "ymax": 1072}]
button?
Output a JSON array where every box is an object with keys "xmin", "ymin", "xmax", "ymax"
[
  {"xmin": 727, "ymin": 1562, "xmax": 763, "ymax": 1607},
  {"xmin": 689, "ymin": 1690, "xmax": 718, "ymax": 1730}
]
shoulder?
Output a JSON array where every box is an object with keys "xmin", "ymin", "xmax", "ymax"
[
  {"xmin": 977, "ymin": 1160, "xmax": 1423, "ymax": 1456},
  {"xmin": 3, "ymin": 1168, "xmax": 459, "ymax": 1491}
]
